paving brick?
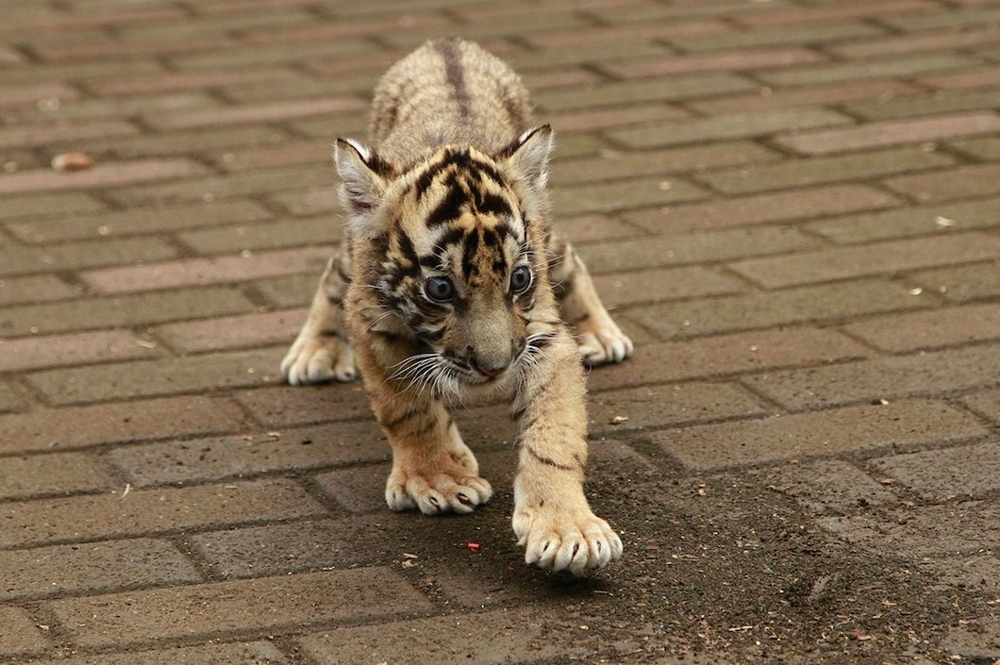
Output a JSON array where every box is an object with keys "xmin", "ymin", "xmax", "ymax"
[
  {"xmin": 552, "ymin": 213, "xmax": 645, "ymax": 245},
  {"xmin": 944, "ymin": 618, "xmax": 1000, "ymax": 661},
  {"xmin": 729, "ymin": 232, "xmax": 1000, "ymax": 288},
  {"xmin": 591, "ymin": 266, "xmax": 745, "ymax": 309},
  {"xmin": 0, "ymin": 451, "xmax": 112, "ymax": 500},
  {"xmin": 629, "ymin": 279, "xmax": 928, "ymax": 339},
  {"xmin": 883, "ymin": 163, "xmax": 1000, "ymax": 203},
  {"xmin": 107, "ymin": 421, "xmax": 387, "ymax": 487},
  {"xmin": 626, "ymin": 184, "xmax": 900, "ymax": 234},
  {"xmin": 585, "ymin": 327, "xmax": 871, "ymax": 393},
  {"xmin": 0, "ymin": 118, "xmax": 138, "ymax": 149},
  {"xmin": 578, "ymin": 226, "xmax": 822, "ymax": 275},
  {"xmin": 0, "ymin": 59, "xmax": 165, "ymax": 87},
  {"xmin": 756, "ymin": 53, "xmax": 978, "ymax": 87},
  {"xmin": 210, "ymin": 137, "xmax": 335, "ymax": 172},
  {"xmin": 7, "ymin": 200, "xmax": 273, "ymax": 244},
  {"xmin": 843, "ymin": 303, "xmax": 1000, "ymax": 352},
  {"xmin": 250, "ymin": 272, "xmax": 322, "ymax": 309},
  {"xmin": 846, "ymin": 89, "xmax": 1000, "ymax": 122},
  {"xmin": 687, "ymin": 79, "xmax": 923, "ymax": 116},
  {"xmin": 265, "ymin": 186, "xmax": 343, "ymax": 217},
  {"xmin": 0, "ymin": 538, "xmax": 201, "ymax": 601},
  {"xmin": 880, "ymin": 6, "xmax": 1000, "ymax": 31},
  {"xmin": 177, "ymin": 216, "xmax": 343, "ymax": 256},
  {"xmin": 805, "ymin": 196, "xmax": 1000, "ymax": 244},
  {"xmin": 78, "ymin": 125, "xmax": 294, "ymax": 163},
  {"xmin": 870, "ymin": 441, "xmax": 1000, "ymax": 501},
  {"xmin": 25, "ymin": 641, "xmax": 290, "ymax": 665},
  {"xmin": 695, "ymin": 146, "xmax": 954, "ymax": 195},
  {"xmin": 652, "ymin": 399, "xmax": 982, "ymax": 471},
  {"xmin": 0, "ymin": 396, "xmax": 248, "ymax": 455},
  {"xmin": 0, "ymin": 287, "xmax": 256, "ymax": 338},
  {"xmin": 951, "ymin": 135, "xmax": 1000, "ymax": 160},
  {"xmin": 752, "ymin": 460, "xmax": 899, "ymax": 514},
  {"xmin": 535, "ymin": 73, "xmax": 757, "ymax": 112},
  {"xmin": 0, "ymin": 159, "xmax": 209, "ymax": 195},
  {"xmin": 81, "ymin": 246, "xmax": 332, "ymax": 294},
  {"xmin": 962, "ymin": 387, "xmax": 1000, "ymax": 424},
  {"xmin": 0, "ymin": 606, "xmax": 51, "ymax": 657},
  {"xmin": 524, "ymin": 18, "xmax": 728, "ymax": 52},
  {"xmin": 911, "ymin": 260, "xmax": 1000, "ymax": 303},
  {"xmin": 550, "ymin": 176, "xmax": 708, "ymax": 215},
  {"xmin": 107, "ymin": 165, "xmax": 336, "ymax": 207},
  {"xmin": 25, "ymin": 347, "xmax": 282, "ymax": 405},
  {"xmin": 17, "ymin": 92, "xmax": 222, "ymax": 125},
  {"xmin": 152, "ymin": 309, "xmax": 305, "ymax": 354},
  {"xmin": 170, "ymin": 38, "xmax": 376, "ymax": 71},
  {"xmin": 588, "ymin": 381, "xmax": 767, "ymax": 436},
  {"xmin": 0, "ymin": 479, "xmax": 326, "ymax": 548},
  {"xmin": 145, "ymin": 97, "xmax": 367, "ymax": 131},
  {"xmin": 918, "ymin": 64, "xmax": 1000, "ymax": 91},
  {"xmin": 670, "ymin": 21, "xmax": 886, "ymax": 53},
  {"xmin": 298, "ymin": 608, "xmax": 580, "ymax": 665},
  {"xmin": 46, "ymin": 567, "xmax": 431, "ymax": 648},
  {"xmin": 314, "ymin": 465, "xmax": 391, "ymax": 515},
  {"xmin": 920, "ymin": 553, "xmax": 1000, "ymax": 595},
  {"xmin": 0, "ymin": 191, "xmax": 105, "ymax": 222},
  {"xmin": 0, "ymin": 275, "xmax": 78, "ymax": 306},
  {"xmin": 190, "ymin": 518, "xmax": 379, "ymax": 578},
  {"xmin": 0, "ymin": 237, "xmax": 178, "ymax": 278},
  {"xmin": 233, "ymin": 384, "xmax": 373, "ymax": 428},
  {"xmin": 0, "ymin": 384, "xmax": 26, "ymax": 414},
  {"xmin": 732, "ymin": 0, "xmax": 938, "ymax": 28},
  {"xmin": 818, "ymin": 500, "xmax": 1000, "ymax": 557},
  {"xmin": 775, "ymin": 112, "xmax": 1000, "ymax": 155},
  {"xmin": 825, "ymin": 26, "xmax": 1000, "ymax": 60},
  {"xmin": 87, "ymin": 65, "xmax": 298, "ymax": 96},
  {"xmin": 743, "ymin": 344, "xmax": 1000, "ymax": 411},
  {"xmin": 608, "ymin": 107, "xmax": 852, "ymax": 149},
  {"xmin": 0, "ymin": 82, "xmax": 80, "ymax": 110},
  {"xmin": 603, "ymin": 47, "xmax": 825, "ymax": 79},
  {"xmin": 0, "ymin": 330, "xmax": 161, "ymax": 372}
]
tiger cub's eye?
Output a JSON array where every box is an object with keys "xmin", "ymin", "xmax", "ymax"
[
  {"xmin": 510, "ymin": 265, "xmax": 532, "ymax": 293},
  {"xmin": 424, "ymin": 275, "xmax": 455, "ymax": 302}
]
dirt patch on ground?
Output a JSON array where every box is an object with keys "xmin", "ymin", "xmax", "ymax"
[{"xmin": 343, "ymin": 451, "xmax": 988, "ymax": 664}]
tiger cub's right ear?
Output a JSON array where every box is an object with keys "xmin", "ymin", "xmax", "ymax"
[{"xmin": 334, "ymin": 138, "xmax": 393, "ymax": 238}]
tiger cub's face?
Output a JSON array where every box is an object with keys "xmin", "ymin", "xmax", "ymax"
[{"xmin": 337, "ymin": 127, "xmax": 556, "ymax": 397}]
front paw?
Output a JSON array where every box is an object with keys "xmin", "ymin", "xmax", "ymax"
[
  {"xmin": 385, "ymin": 470, "xmax": 493, "ymax": 516},
  {"xmin": 513, "ymin": 506, "xmax": 623, "ymax": 575},
  {"xmin": 575, "ymin": 318, "xmax": 633, "ymax": 366},
  {"xmin": 280, "ymin": 332, "xmax": 357, "ymax": 385}
]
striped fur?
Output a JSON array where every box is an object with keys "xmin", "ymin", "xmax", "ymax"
[{"xmin": 280, "ymin": 38, "xmax": 632, "ymax": 574}]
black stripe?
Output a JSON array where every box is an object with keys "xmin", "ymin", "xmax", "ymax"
[
  {"xmin": 426, "ymin": 180, "xmax": 466, "ymax": 228},
  {"xmin": 382, "ymin": 405, "xmax": 425, "ymax": 430},
  {"xmin": 474, "ymin": 192, "xmax": 512, "ymax": 218},
  {"xmin": 436, "ymin": 38, "xmax": 470, "ymax": 119},
  {"xmin": 462, "ymin": 229, "xmax": 480, "ymax": 280},
  {"xmin": 525, "ymin": 445, "xmax": 575, "ymax": 472}
]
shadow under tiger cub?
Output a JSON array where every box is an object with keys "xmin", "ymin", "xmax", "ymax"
[{"xmin": 281, "ymin": 37, "xmax": 633, "ymax": 575}]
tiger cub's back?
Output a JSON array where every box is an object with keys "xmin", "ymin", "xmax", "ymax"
[{"xmin": 369, "ymin": 38, "xmax": 534, "ymax": 165}]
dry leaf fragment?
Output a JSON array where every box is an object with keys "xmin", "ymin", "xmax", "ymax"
[{"xmin": 51, "ymin": 152, "xmax": 94, "ymax": 172}]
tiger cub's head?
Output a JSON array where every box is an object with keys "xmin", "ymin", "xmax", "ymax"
[{"xmin": 336, "ymin": 126, "xmax": 556, "ymax": 395}]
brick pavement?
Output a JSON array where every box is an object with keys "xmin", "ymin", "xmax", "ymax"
[{"xmin": 0, "ymin": 0, "xmax": 998, "ymax": 663}]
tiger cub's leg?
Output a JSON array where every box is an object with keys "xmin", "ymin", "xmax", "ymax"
[
  {"xmin": 280, "ymin": 245, "xmax": 357, "ymax": 385},
  {"xmin": 511, "ymin": 331, "xmax": 622, "ymax": 574},
  {"xmin": 372, "ymin": 384, "xmax": 493, "ymax": 515},
  {"xmin": 548, "ymin": 233, "xmax": 634, "ymax": 365}
]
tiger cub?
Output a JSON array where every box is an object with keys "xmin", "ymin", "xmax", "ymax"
[{"xmin": 281, "ymin": 37, "xmax": 633, "ymax": 574}]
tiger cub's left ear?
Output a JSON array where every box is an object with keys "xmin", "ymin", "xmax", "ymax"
[
  {"xmin": 499, "ymin": 125, "xmax": 554, "ymax": 191},
  {"xmin": 334, "ymin": 138, "xmax": 394, "ymax": 238}
]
